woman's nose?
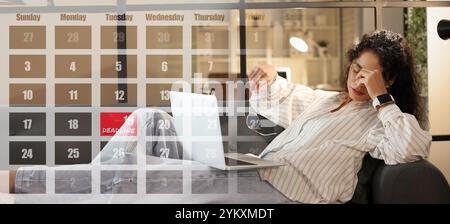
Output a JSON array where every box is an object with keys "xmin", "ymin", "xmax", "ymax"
[
  {"xmin": 354, "ymin": 79, "xmax": 365, "ymax": 89},
  {"xmin": 355, "ymin": 72, "xmax": 363, "ymax": 80}
]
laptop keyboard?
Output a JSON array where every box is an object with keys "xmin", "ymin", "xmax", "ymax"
[{"xmin": 224, "ymin": 157, "xmax": 256, "ymax": 166}]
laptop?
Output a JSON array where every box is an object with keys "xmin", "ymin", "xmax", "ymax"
[{"xmin": 169, "ymin": 91, "xmax": 284, "ymax": 170}]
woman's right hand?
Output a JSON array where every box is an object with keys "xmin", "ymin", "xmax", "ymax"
[{"xmin": 248, "ymin": 64, "xmax": 278, "ymax": 90}]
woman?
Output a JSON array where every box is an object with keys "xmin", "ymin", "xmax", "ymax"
[
  {"xmin": 246, "ymin": 29, "xmax": 431, "ymax": 203},
  {"xmin": 8, "ymin": 30, "xmax": 431, "ymax": 204}
]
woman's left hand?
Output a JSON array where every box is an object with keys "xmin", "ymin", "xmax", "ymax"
[{"xmin": 356, "ymin": 68, "xmax": 389, "ymax": 99}]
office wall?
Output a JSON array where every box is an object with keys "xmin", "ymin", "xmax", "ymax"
[{"xmin": 427, "ymin": 8, "xmax": 450, "ymax": 183}]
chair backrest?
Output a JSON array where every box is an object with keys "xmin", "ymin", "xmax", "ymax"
[{"xmin": 372, "ymin": 159, "xmax": 450, "ymax": 204}]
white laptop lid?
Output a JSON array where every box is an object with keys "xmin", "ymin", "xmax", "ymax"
[{"xmin": 169, "ymin": 91, "xmax": 226, "ymax": 168}]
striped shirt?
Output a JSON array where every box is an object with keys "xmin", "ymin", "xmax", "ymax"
[{"xmin": 250, "ymin": 76, "xmax": 432, "ymax": 203}]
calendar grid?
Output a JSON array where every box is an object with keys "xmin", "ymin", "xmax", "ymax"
[{"xmin": 2, "ymin": 4, "xmax": 274, "ymax": 201}]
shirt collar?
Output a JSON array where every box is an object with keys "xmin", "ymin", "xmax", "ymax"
[{"xmin": 336, "ymin": 92, "xmax": 373, "ymax": 109}]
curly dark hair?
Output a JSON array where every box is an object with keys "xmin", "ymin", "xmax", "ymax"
[{"xmin": 343, "ymin": 29, "xmax": 427, "ymax": 128}]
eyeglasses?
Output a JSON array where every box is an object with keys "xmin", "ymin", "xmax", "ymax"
[{"xmin": 246, "ymin": 112, "xmax": 278, "ymax": 137}]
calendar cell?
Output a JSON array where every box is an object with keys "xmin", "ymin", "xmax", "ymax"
[
  {"xmin": 55, "ymin": 141, "xmax": 92, "ymax": 165},
  {"xmin": 146, "ymin": 141, "xmax": 182, "ymax": 160},
  {"xmin": 9, "ymin": 26, "xmax": 46, "ymax": 49},
  {"xmin": 146, "ymin": 171, "xmax": 183, "ymax": 194},
  {"xmin": 101, "ymin": 26, "xmax": 137, "ymax": 49},
  {"xmin": 146, "ymin": 55, "xmax": 182, "ymax": 78},
  {"xmin": 9, "ymin": 84, "xmax": 46, "ymax": 107},
  {"xmin": 190, "ymin": 114, "xmax": 224, "ymax": 137},
  {"xmin": 146, "ymin": 26, "xmax": 182, "ymax": 49},
  {"xmin": 9, "ymin": 113, "xmax": 46, "ymax": 136},
  {"xmin": 246, "ymin": 28, "xmax": 269, "ymax": 49},
  {"xmin": 101, "ymin": 84, "xmax": 137, "ymax": 107},
  {"xmin": 9, "ymin": 141, "xmax": 46, "ymax": 165},
  {"xmin": 100, "ymin": 112, "xmax": 137, "ymax": 136},
  {"xmin": 146, "ymin": 83, "xmax": 183, "ymax": 107},
  {"xmin": 55, "ymin": 26, "xmax": 91, "ymax": 49},
  {"xmin": 101, "ymin": 55, "xmax": 137, "ymax": 78},
  {"xmin": 192, "ymin": 81, "xmax": 227, "ymax": 102},
  {"xmin": 100, "ymin": 141, "xmax": 137, "ymax": 164},
  {"xmin": 55, "ymin": 113, "xmax": 92, "ymax": 136},
  {"xmin": 192, "ymin": 26, "xmax": 229, "ymax": 49},
  {"xmin": 146, "ymin": 115, "xmax": 174, "ymax": 136},
  {"xmin": 10, "ymin": 55, "xmax": 46, "ymax": 78},
  {"xmin": 101, "ymin": 170, "xmax": 137, "ymax": 194},
  {"xmin": 15, "ymin": 170, "xmax": 46, "ymax": 194},
  {"xmin": 192, "ymin": 55, "xmax": 229, "ymax": 78},
  {"xmin": 192, "ymin": 170, "xmax": 228, "ymax": 194},
  {"xmin": 55, "ymin": 170, "xmax": 91, "ymax": 194},
  {"xmin": 55, "ymin": 84, "xmax": 92, "ymax": 107},
  {"xmin": 55, "ymin": 55, "xmax": 91, "ymax": 78}
]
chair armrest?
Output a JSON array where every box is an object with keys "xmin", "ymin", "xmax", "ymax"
[{"xmin": 372, "ymin": 159, "xmax": 450, "ymax": 204}]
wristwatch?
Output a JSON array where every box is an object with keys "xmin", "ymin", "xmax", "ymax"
[{"xmin": 372, "ymin": 93, "xmax": 395, "ymax": 110}]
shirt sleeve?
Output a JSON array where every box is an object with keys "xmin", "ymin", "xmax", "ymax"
[
  {"xmin": 249, "ymin": 76, "xmax": 320, "ymax": 128},
  {"xmin": 366, "ymin": 104, "xmax": 432, "ymax": 165}
]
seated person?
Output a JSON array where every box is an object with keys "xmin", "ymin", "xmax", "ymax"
[{"xmin": 5, "ymin": 30, "xmax": 431, "ymax": 204}]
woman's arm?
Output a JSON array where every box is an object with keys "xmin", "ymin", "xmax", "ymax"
[
  {"xmin": 367, "ymin": 104, "xmax": 432, "ymax": 165},
  {"xmin": 248, "ymin": 65, "xmax": 321, "ymax": 128}
]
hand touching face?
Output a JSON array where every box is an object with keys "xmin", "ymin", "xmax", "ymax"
[{"xmin": 347, "ymin": 50, "xmax": 393, "ymax": 101}]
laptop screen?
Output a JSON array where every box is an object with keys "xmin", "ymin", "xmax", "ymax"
[{"xmin": 170, "ymin": 91, "xmax": 226, "ymax": 168}]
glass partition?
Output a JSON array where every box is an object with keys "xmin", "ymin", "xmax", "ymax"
[
  {"xmin": 246, "ymin": 8, "xmax": 375, "ymax": 91},
  {"xmin": 1, "ymin": 0, "xmax": 450, "ymax": 203}
]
